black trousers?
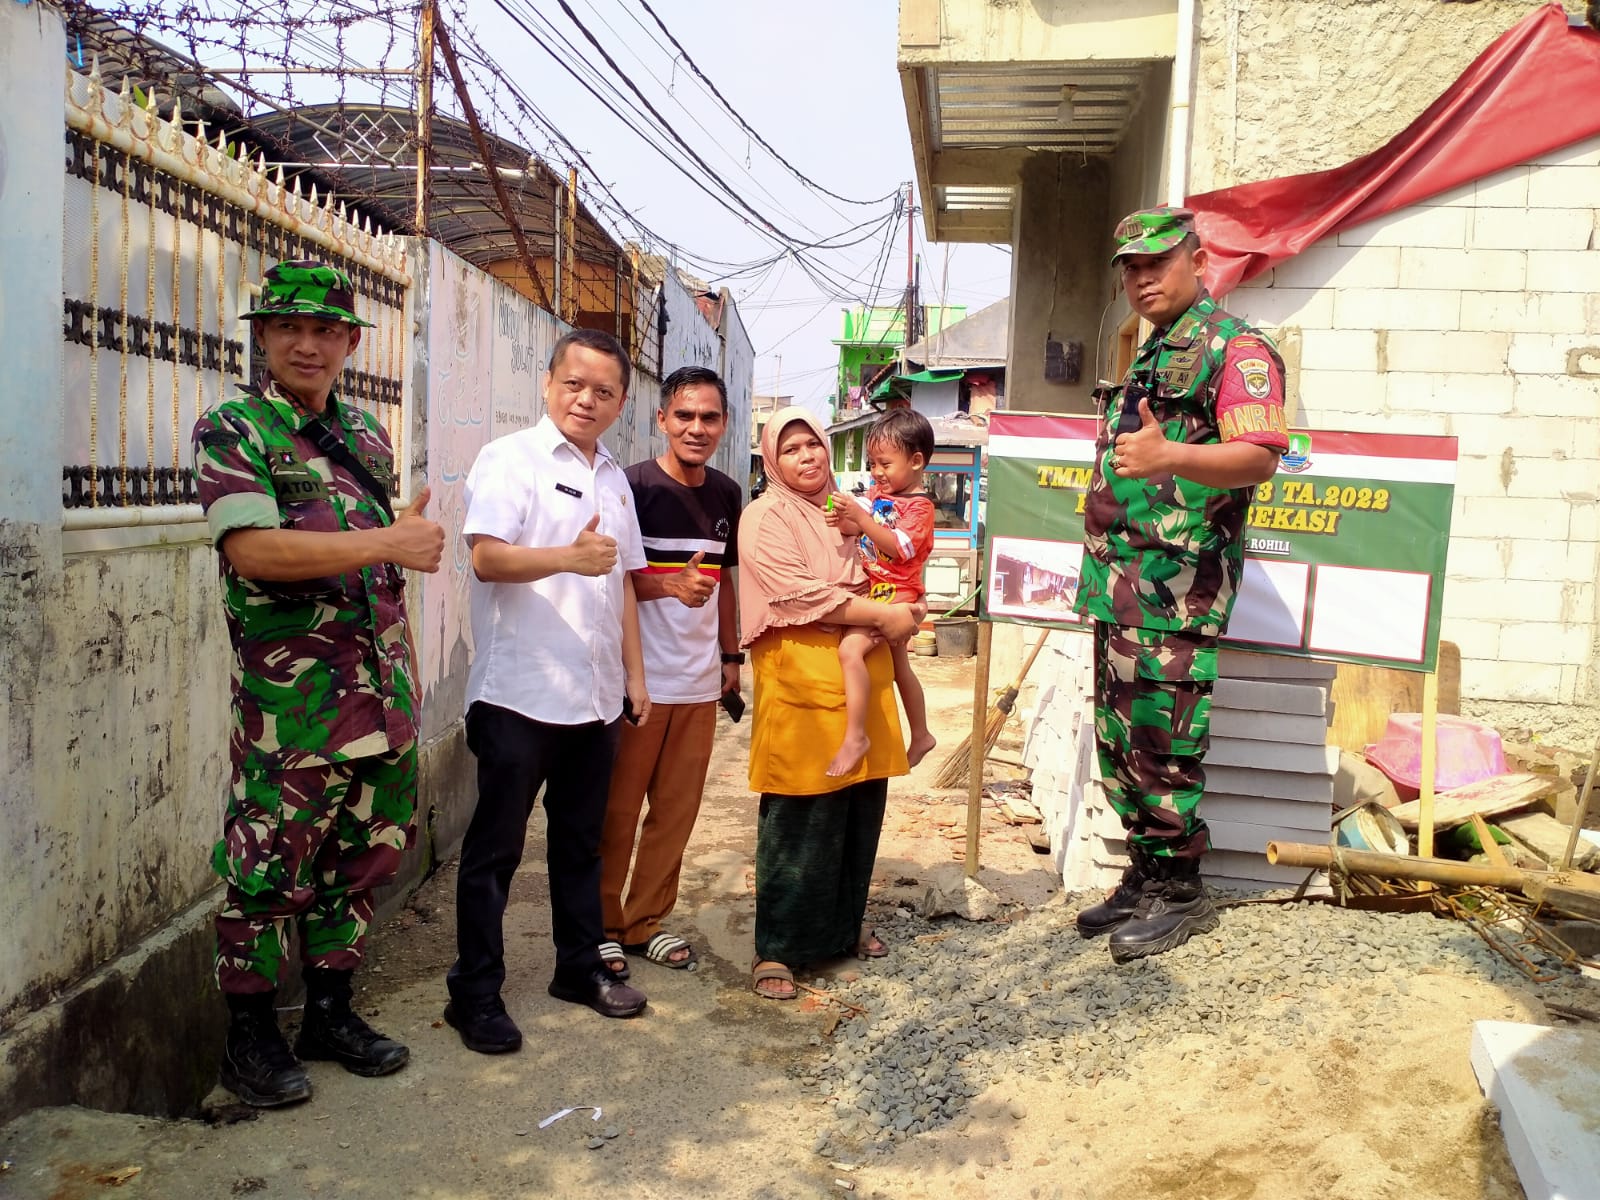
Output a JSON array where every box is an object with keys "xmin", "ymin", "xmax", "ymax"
[{"xmin": 448, "ymin": 701, "xmax": 621, "ymax": 999}]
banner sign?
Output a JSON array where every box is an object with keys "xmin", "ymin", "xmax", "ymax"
[{"xmin": 983, "ymin": 412, "xmax": 1458, "ymax": 672}]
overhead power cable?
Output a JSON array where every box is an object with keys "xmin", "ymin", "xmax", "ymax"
[
  {"xmin": 485, "ymin": 0, "xmax": 904, "ymax": 302},
  {"xmin": 629, "ymin": 0, "xmax": 900, "ymax": 208}
]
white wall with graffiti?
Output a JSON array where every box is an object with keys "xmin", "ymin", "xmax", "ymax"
[{"xmin": 413, "ymin": 247, "xmax": 755, "ymax": 736}]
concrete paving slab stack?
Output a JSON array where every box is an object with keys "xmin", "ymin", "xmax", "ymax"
[{"xmin": 1025, "ymin": 641, "xmax": 1337, "ymax": 894}]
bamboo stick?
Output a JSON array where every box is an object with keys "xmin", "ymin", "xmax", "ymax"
[
  {"xmin": 1557, "ymin": 731, "xmax": 1600, "ymax": 871},
  {"xmin": 1267, "ymin": 840, "xmax": 1524, "ymax": 889},
  {"xmin": 1417, "ymin": 672, "xmax": 1439, "ymax": 863},
  {"xmin": 964, "ymin": 621, "xmax": 994, "ymax": 879}
]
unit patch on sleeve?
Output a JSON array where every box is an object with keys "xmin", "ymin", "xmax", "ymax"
[{"xmin": 1234, "ymin": 356, "xmax": 1273, "ymax": 400}]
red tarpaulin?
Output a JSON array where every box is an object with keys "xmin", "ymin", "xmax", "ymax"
[{"xmin": 1190, "ymin": 3, "xmax": 1600, "ymax": 297}]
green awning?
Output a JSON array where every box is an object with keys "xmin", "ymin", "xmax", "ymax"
[{"xmin": 869, "ymin": 368, "xmax": 964, "ymax": 400}]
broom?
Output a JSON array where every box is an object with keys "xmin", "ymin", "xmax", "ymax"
[{"xmin": 930, "ymin": 633, "xmax": 1051, "ymax": 789}]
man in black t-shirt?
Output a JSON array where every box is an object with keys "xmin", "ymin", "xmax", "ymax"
[{"xmin": 598, "ymin": 367, "xmax": 744, "ymax": 972}]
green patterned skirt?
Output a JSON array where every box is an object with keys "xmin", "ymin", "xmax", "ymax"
[{"xmin": 754, "ymin": 780, "xmax": 888, "ymax": 966}]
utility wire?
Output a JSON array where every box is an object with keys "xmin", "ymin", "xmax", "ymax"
[{"xmin": 629, "ymin": 0, "xmax": 900, "ymax": 208}]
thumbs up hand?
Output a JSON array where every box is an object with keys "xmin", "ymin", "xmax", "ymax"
[
  {"xmin": 666, "ymin": 548, "xmax": 717, "ymax": 608},
  {"xmin": 387, "ymin": 485, "xmax": 445, "ymax": 572},
  {"xmin": 1111, "ymin": 398, "xmax": 1171, "ymax": 479},
  {"xmin": 569, "ymin": 512, "xmax": 619, "ymax": 577}
]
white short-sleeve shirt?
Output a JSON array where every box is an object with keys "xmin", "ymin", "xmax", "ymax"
[{"xmin": 463, "ymin": 417, "xmax": 646, "ymax": 726}]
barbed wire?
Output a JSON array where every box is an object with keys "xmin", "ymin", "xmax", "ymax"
[{"xmin": 65, "ymin": 0, "xmax": 909, "ymax": 327}]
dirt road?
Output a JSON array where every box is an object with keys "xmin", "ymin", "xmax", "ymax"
[{"xmin": 1, "ymin": 653, "xmax": 1575, "ymax": 1200}]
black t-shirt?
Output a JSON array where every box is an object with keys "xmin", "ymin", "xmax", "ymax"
[{"xmin": 625, "ymin": 458, "xmax": 743, "ymax": 703}]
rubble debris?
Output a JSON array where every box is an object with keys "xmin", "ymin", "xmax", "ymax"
[
  {"xmin": 1498, "ymin": 811, "xmax": 1600, "ymax": 871},
  {"xmin": 1436, "ymin": 888, "xmax": 1582, "ymax": 983},
  {"xmin": 919, "ymin": 865, "xmax": 1001, "ymax": 921},
  {"xmin": 1387, "ymin": 773, "xmax": 1557, "ymax": 830},
  {"xmin": 1332, "ymin": 750, "xmax": 1400, "ymax": 811}
]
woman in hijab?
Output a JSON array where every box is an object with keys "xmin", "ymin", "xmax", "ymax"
[{"xmin": 738, "ymin": 408, "xmax": 923, "ymax": 999}]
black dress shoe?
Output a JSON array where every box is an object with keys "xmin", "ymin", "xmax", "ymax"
[
  {"xmin": 444, "ymin": 995, "xmax": 523, "ymax": 1054},
  {"xmin": 548, "ymin": 967, "xmax": 648, "ymax": 1019}
]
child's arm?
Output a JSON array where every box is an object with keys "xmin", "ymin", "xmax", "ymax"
[{"xmin": 827, "ymin": 491, "xmax": 915, "ymax": 561}]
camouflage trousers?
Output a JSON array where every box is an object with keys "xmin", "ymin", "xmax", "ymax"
[
  {"xmin": 213, "ymin": 743, "xmax": 417, "ymax": 993},
  {"xmin": 1093, "ymin": 622, "xmax": 1217, "ymax": 860}
]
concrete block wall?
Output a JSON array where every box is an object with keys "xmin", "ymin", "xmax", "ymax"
[{"xmin": 1227, "ymin": 135, "xmax": 1600, "ymax": 711}]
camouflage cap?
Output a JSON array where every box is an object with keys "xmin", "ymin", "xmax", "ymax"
[
  {"xmin": 1111, "ymin": 206, "xmax": 1198, "ymax": 262},
  {"xmin": 241, "ymin": 259, "xmax": 374, "ymax": 327}
]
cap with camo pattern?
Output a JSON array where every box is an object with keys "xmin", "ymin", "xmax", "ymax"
[
  {"xmin": 241, "ymin": 259, "xmax": 374, "ymax": 327},
  {"xmin": 1111, "ymin": 206, "xmax": 1198, "ymax": 263}
]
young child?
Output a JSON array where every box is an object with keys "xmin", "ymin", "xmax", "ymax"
[{"xmin": 824, "ymin": 408, "xmax": 938, "ymax": 777}]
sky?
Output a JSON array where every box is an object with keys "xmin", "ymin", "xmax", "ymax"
[
  {"xmin": 457, "ymin": 0, "xmax": 1015, "ymax": 413},
  {"xmin": 132, "ymin": 0, "xmax": 1013, "ymax": 415}
]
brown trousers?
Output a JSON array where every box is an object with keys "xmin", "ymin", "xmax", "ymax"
[{"xmin": 599, "ymin": 700, "xmax": 716, "ymax": 946}]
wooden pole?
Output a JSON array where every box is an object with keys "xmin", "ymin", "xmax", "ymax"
[
  {"xmin": 1417, "ymin": 672, "xmax": 1440, "ymax": 866},
  {"xmin": 432, "ymin": 17, "xmax": 554, "ymax": 313},
  {"xmin": 964, "ymin": 620, "xmax": 994, "ymax": 879},
  {"xmin": 414, "ymin": 0, "xmax": 435, "ymax": 235},
  {"xmin": 563, "ymin": 167, "xmax": 579, "ymax": 325},
  {"xmin": 1558, "ymin": 731, "xmax": 1600, "ymax": 870}
]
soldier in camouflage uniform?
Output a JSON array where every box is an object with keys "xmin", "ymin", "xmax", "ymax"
[
  {"xmin": 1072, "ymin": 209, "xmax": 1289, "ymax": 962},
  {"xmin": 192, "ymin": 260, "xmax": 444, "ymax": 1106}
]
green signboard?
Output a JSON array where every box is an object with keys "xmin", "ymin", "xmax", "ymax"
[{"xmin": 983, "ymin": 412, "xmax": 1459, "ymax": 673}]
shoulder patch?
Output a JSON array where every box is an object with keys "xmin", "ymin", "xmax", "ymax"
[
  {"xmin": 198, "ymin": 427, "xmax": 242, "ymax": 451},
  {"xmin": 1234, "ymin": 356, "xmax": 1273, "ymax": 400}
]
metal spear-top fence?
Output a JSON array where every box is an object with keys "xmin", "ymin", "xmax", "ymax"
[{"xmin": 60, "ymin": 59, "xmax": 413, "ymax": 517}]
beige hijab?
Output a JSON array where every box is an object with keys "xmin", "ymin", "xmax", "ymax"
[{"xmin": 738, "ymin": 407, "xmax": 864, "ymax": 647}]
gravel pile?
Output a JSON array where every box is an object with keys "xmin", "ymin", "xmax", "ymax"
[{"xmin": 798, "ymin": 892, "xmax": 1589, "ymax": 1158}]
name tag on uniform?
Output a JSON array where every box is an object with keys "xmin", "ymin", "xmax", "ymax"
[
  {"xmin": 271, "ymin": 460, "xmax": 330, "ymax": 502},
  {"xmin": 556, "ymin": 483, "xmax": 583, "ymax": 498}
]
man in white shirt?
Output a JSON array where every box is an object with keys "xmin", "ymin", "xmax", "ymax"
[
  {"xmin": 445, "ymin": 329, "xmax": 651, "ymax": 1051},
  {"xmin": 599, "ymin": 367, "xmax": 743, "ymax": 974}
]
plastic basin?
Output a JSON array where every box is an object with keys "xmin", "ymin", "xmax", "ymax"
[{"xmin": 1364, "ymin": 713, "xmax": 1506, "ymax": 799}]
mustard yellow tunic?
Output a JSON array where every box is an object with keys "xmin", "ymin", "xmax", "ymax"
[{"xmin": 748, "ymin": 626, "xmax": 909, "ymax": 796}]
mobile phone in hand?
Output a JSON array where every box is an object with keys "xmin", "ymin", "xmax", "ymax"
[
  {"xmin": 719, "ymin": 689, "xmax": 745, "ymax": 723},
  {"xmin": 622, "ymin": 696, "xmax": 642, "ymax": 725}
]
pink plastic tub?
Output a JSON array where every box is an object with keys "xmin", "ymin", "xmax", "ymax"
[{"xmin": 1364, "ymin": 713, "xmax": 1506, "ymax": 800}]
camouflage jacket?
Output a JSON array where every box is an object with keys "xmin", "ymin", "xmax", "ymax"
[
  {"xmin": 1074, "ymin": 291, "xmax": 1288, "ymax": 636},
  {"xmin": 192, "ymin": 380, "xmax": 417, "ymax": 771}
]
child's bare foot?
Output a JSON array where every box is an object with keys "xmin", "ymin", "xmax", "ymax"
[
  {"xmin": 907, "ymin": 730, "xmax": 937, "ymax": 768},
  {"xmin": 826, "ymin": 731, "xmax": 870, "ymax": 777}
]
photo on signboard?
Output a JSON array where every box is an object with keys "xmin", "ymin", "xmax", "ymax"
[
  {"xmin": 1308, "ymin": 566, "xmax": 1432, "ymax": 664},
  {"xmin": 1226, "ymin": 559, "xmax": 1312, "ymax": 650},
  {"xmin": 987, "ymin": 536, "xmax": 1084, "ymax": 623}
]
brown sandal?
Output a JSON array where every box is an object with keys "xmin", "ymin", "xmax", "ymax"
[
  {"xmin": 751, "ymin": 958, "xmax": 797, "ymax": 1000},
  {"xmin": 856, "ymin": 929, "xmax": 889, "ymax": 959}
]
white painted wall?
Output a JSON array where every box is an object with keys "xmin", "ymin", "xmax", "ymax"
[
  {"xmin": 1227, "ymin": 135, "xmax": 1600, "ymax": 708},
  {"xmin": 1, "ymin": 4, "xmax": 228, "ymax": 1030},
  {"xmin": 717, "ymin": 291, "xmax": 755, "ymax": 486}
]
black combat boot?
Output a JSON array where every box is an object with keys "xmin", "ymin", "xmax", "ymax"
[
  {"xmin": 220, "ymin": 991, "xmax": 313, "ymax": 1108},
  {"xmin": 1107, "ymin": 855, "xmax": 1219, "ymax": 963},
  {"xmin": 1075, "ymin": 846, "xmax": 1154, "ymax": 937},
  {"xmin": 294, "ymin": 967, "xmax": 410, "ymax": 1077}
]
